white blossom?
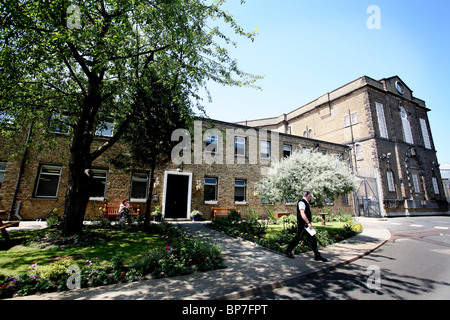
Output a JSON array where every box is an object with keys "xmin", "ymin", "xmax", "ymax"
[{"xmin": 257, "ymin": 149, "xmax": 357, "ymax": 207}]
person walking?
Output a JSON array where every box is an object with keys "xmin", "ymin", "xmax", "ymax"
[{"xmin": 285, "ymin": 191, "xmax": 328, "ymax": 262}]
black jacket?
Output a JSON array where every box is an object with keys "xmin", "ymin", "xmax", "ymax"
[{"xmin": 296, "ymin": 198, "xmax": 311, "ymax": 229}]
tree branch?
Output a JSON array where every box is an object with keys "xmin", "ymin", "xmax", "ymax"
[
  {"xmin": 89, "ymin": 114, "xmax": 132, "ymax": 161},
  {"xmin": 65, "ymin": 42, "xmax": 92, "ymax": 80},
  {"xmin": 108, "ymin": 45, "xmax": 170, "ymax": 62}
]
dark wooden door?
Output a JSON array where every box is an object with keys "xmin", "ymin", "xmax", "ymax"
[{"xmin": 164, "ymin": 174, "xmax": 190, "ymax": 219}]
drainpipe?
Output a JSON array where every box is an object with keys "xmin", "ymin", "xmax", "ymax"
[{"xmin": 9, "ymin": 122, "xmax": 33, "ymax": 220}]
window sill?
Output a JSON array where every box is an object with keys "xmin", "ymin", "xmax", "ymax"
[
  {"xmin": 89, "ymin": 197, "xmax": 106, "ymax": 202},
  {"xmin": 204, "ymin": 201, "xmax": 218, "ymax": 205},
  {"xmin": 130, "ymin": 199, "xmax": 147, "ymax": 203},
  {"xmin": 234, "ymin": 202, "xmax": 248, "ymax": 205},
  {"xmin": 32, "ymin": 197, "xmax": 58, "ymax": 200}
]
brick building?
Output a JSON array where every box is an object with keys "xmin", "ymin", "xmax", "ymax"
[
  {"xmin": 0, "ymin": 119, "xmax": 352, "ymax": 221},
  {"xmin": 239, "ymin": 76, "xmax": 448, "ymax": 216}
]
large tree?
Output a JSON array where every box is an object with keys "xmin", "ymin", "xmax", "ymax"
[
  {"xmin": 257, "ymin": 150, "xmax": 358, "ymax": 208},
  {"xmin": 111, "ymin": 69, "xmax": 192, "ymax": 226},
  {"xmin": 0, "ymin": 0, "xmax": 260, "ymax": 235}
]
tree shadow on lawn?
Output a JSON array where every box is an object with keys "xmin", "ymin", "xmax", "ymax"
[{"xmin": 0, "ymin": 229, "xmax": 166, "ymax": 276}]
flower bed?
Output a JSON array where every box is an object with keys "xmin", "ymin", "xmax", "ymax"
[
  {"xmin": 210, "ymin": 213, "xmax": 362, "ymax": 255},
  {"xmin": 0, "ymin": 221, "xmax": 225, "ymax": 299}
]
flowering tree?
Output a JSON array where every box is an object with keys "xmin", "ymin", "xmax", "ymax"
[{"xmin": 257, "ymin": 150, "xmax": 357, "ymax": 208}]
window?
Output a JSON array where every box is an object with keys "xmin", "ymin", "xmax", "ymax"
[
  {"xmin": 235, "ymin": 136, "xmax": 246, "ymax": 157},
  {"xmin": 283, "ymin": 144, "xmax": 292, "ymax": 158},
  {"xmin": 376, "ymin": 102, "xmax": 389, "ymax": 139},
  {"xmin": 130, "ymin": 172, "xmax": 149, "ymax": 200},
  {"xmin": 412, "ymin": 174, "xmax": 420, "ymax": 193},
  {"xmin": 204, "ymin": 177, "xmax": 218, "ymax": 203},
  {"xmin": 387, "ymin": 171, "xmax": 395, "ymax": 192},
  {"xmin": 303, "ymin": 127, "xmax": 313, "ymax": 138},
  {"xmin": 260, "ymin": 140, "xmax": 271, "ymax": 159},
  {"xmin": 234, "ymin": 180, "xmax": 246, "ymax": 203},
  {"xmin": 420, "ymin": 118, "xmax": 431, "ymax": 149},
  {"xmin": 34, "ymin": 165, "xmax": 62, "ymax": 198},
  {"xmin": 341, "ymin": 194, "xmax": 349, "ymax": 205},
  {"xmin": 355, "ymin": 143, "xmax": 363, "ymax": 160},
  {"xmin": 205, "ymin": 134, "xmax": 219, "ymax": 154},
  {"xmin": 344, "ymin": 112, "xmax": 358, "ymax": 127},
  {"xmin": 96, "ymin": 122, "xmax": 114, "ymax": 137},
  {"xmin": 0, "ymin": 112, "xmax": 14, "ymax": 125},
  {"xmin": 396, "ymin": 81, "xmax": 404, "ymax": 95},
  {"xmin": 432, "ymin": 177, "xmax": 440, "ymax": 195},
  {"xmin": 0, "ymin": 162, "xmax": 6, "ymax": 189},
  {"xmin": 50, "ymin": 114, "xmax": 70, "ymax": 134},
  {"xmin": 89, "ymin": 169, "xmax": 108, "ymax": 200},
  {"xmin": 400, "ymin": 107, "xmax": 414, "ymax": 144}
]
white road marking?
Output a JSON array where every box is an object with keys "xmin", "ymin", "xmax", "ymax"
[{"xmin": 434, "ymin": 226, "xmax": 449, "ymax": 230}]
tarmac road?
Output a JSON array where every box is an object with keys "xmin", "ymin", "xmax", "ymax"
[{"xmin": 243, "ymin": 216, "xmax": 450, "ymax": 300}]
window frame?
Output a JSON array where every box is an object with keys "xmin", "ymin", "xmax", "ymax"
[
  {"xmin": 432, "ymin": 177, "xmax": 440, "ymax": 195},
  {"xmin": 234, "ymin": 179, "xmax": 247, "ymax": 204},
  {"xmin": 89, "ymin": 168, "xmax": 109, "ymax": 201},
  {"xmin": 412, "ymin": 174, "xmax": 420, "ymax": 194},
  {"xmin": 260, "ymin": 140, "xmax": 271, "ymax": 159},
  {"xmin": 234, "ymin": 136, "xmax": 246, "ymax": 157},
  {"xmin": 34, "ymin": 164, "xmax": 63, "ymax": 199},
  {"xmin": 0, "ymin": 161, "xmax": 6, "ymax": 189},
  {"xmin": 376, "ymin": 102, "xmax": 389, "ymax": 139},
  {"xmin": 400, "ymin": 106, "xmax": 414, "ymax": 144},
  {"xmin": 130, "ymin": 171, "xmax": 149, "ymax": 202},
  {"xmin": 204, "ymin": 177, "xmax": 218, "ymax": 204},
  {"xmin": 283, "ymin": 144, "xmax": 292, "ymax": 158},
  {"xmin": 419, "ymin": 118, "xmax": 432, "ymax": 149},
  {"xmin": 386, "ymin": 170, "xmax": 395, "ymax": 192}
]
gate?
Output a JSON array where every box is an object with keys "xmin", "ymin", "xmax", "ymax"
[{"xmin": 354, "ymin": 176, "xmax": 381, "ymax": 217}]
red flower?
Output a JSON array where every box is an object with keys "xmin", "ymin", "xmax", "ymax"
[
  {"xmin": 1, "ymin": 284, "xmax": 7, "ymax": 290},
  {"xmin": 121, "ymin": 273, "xmax": 125, "ymax": 277}
]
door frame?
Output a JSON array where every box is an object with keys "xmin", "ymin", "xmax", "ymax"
[{"xmin": 162, "ymin": 171, "xmax": 192, "ymax": 219}]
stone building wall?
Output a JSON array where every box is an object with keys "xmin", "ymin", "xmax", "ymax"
[{"xmin": 0, "ymin": 119, "xmax": 353, "ymax": 221}]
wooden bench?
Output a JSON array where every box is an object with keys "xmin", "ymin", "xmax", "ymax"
[
  {"xmin": 103, "ymin": 205, "xmax": 140, "ymax": 218},
  {"xmin": 211, "ymin": 207, "xmax": 239, "ymax": 220},
  {"xmin": 274, "ymin": 212, "xmax": 291, "ymax": 219},
  {"xmin": 0, "ymin": 210, "xmax": 20, "ymax": 242}
]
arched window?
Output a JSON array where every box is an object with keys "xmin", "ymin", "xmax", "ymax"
[
  {"xmin": 399, "ymin": 106, "xmax": 414, "ymax": 144},
  {"xmin": 303, "ymin": 127, "xmax": 313, "ymax": 138}
]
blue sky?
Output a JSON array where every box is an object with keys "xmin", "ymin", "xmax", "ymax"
[{"xmin": 198, "ymin": 0, "xmax": 450, "ymax": 164}]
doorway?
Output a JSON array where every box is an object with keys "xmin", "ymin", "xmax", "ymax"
[{"xmin": 163, "ymin": 171, "xmax": 192, "ymax": 219}]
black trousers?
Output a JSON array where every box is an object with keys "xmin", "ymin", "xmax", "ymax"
[{"xmin": 286, "ymin": 224, "xmax": 320, "ymax": 256}]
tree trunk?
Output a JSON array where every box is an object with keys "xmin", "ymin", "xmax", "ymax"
[
  {"xmin": 63, "ymin": 157, "xmax": 92, "ymax": 236},
  {"xmin": 144, "ymin": 159, "xmax": 157, "ymax": 226},
  {"xmin": 62, "ymin": 90, "xmax": 98, "ymax": 236}
]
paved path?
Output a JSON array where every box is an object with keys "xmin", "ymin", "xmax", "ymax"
[{"xmin": 9, "ymin": 217, "xmax": 390, "ymax": 300}]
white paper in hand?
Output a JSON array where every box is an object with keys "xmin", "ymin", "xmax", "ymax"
[{"xmin": 305, "ymin": 226, "xmax": 316, "ymax": 236}]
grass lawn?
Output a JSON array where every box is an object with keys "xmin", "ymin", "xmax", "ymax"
[{"xmin": 0, "ymin": 228, "xmax": 166, "ymax": 276}]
